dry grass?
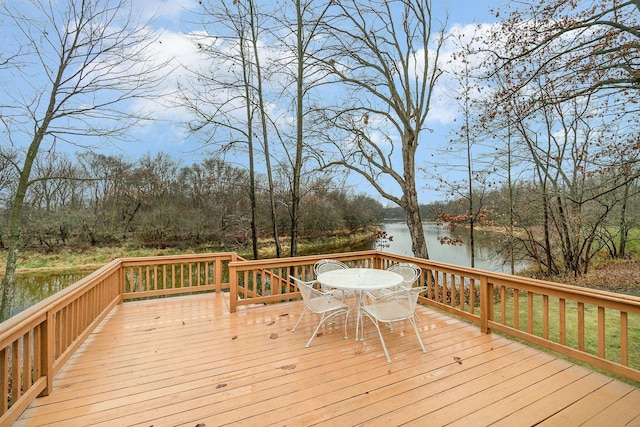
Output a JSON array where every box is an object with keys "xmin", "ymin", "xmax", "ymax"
[{"xmin": 560, "ymin": 259, "xmax": 640, "ymax": 295}]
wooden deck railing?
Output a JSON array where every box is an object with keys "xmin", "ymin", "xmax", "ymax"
[
  {"xmin": 0, "ymin": 252, "xmax": 236, "ymax": 426},
  {"xmin": 1, "ymin": 250, "xmax": 639, "ymax": 425},
  {"xmin": 228, "ymin": 251, "xmax": 382, "ymax": 312},
  {"xmin": 230, "ymin": 250, "xmax": 640, "ymax": 384},
  {"xmin": 120, "ymin": 252, "xmax": 238, "ymax": 300},
  {"xmin": 0, "ymin": 260, "xmax": 121, "ymax": 426}
]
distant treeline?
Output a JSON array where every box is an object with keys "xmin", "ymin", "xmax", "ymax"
[{"xmin": 0, "ymin": 151, "xmax": 386, "ymax": 251}]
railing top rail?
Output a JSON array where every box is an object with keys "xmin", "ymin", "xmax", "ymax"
[
  {"xmin": 378, "ymin": 253, "xmax": 640, "ymax": 307},
  {"xmin": 120, "ymin": 252, "xmax": 237, "ymax": 266},
  {"xmin": 228, "ymin": 250, "xmax": 381, "ymax": 267},
  {"xmin": 230, "ymin": 251, "xmax": 640, "ymax": 306},
  {"xmin": 0, "ymin": 258, "xmax": 122, "ymax": 339}
]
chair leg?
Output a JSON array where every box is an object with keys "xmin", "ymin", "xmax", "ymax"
[
  {"xmin": 355, "ymin": 291, "xmax": 366, "ymax": 341},
  {"xmin": 305, "ymin": 312, "xmax": 328, "ymax": 347},
  {"xmin": 291, "ymin": 306, "xmax": 307, "ymax": 332},
  {"xmin": 364, "ymin": 315, "xmax": 391, "ymax": 363},
  {"xmin": 343, "ymin": 308, "xmax": 351, "ymax": 339},
  {"xmin": 305, "ymin": 309, "xmax": 349, "ymax": 347},
  {"xmin": 409, "ymin": 317, "xmax": 426, "ymax": 353}
]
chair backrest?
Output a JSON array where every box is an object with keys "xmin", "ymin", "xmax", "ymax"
[
  {"xmin": 290, "ymin": 276, "xmax": 321, "ymax": 304},
  {"xmin": 386, "ymin": 263, "xmax": 421, "ymax": 288},
  {"xmin": 314, "ymin": 259, "xmax": 348, "ymax": 276},
  {"xmin": 405, "ymin": 286, "xmax": 426, "ymax": 312},
  {"xmin": 365, "ymin": 286, "xmax": 426, "ymax": 322}
]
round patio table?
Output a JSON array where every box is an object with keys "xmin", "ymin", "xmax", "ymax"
[{"xmin": 317, "ymin": 267, "xmax": 403, "ymax": 340}]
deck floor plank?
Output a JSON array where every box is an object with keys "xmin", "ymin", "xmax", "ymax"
[
  {"xmin": 537, "ymin": 380, "xmax": 638, "ymax": 426},
  {"xmin": 13, "ymin": 293, "xmax": 640, "ymax": 426},
  {"xmin": 271, "ymin": 343, "xmax": 535, "ymax": 427}
]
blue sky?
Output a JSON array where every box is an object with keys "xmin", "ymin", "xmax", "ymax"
[
  {"xmin": 3, "ymin": 0, "xmax": 505, "ymax": 205},
  {"xmin": 139, "ymin": 0, "xmax": 504, "ymax": 204}
]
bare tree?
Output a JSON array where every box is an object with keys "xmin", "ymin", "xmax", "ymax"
[
  {"xmin": 480, "ymin": 0, "xmax": 640, "ymax": 277},
  {"xmin": 0, "ymin": 0, "xmax": 167, "ymax": 319},
  {"xmin": 184, "ymin": 0, "xmax": 261, "ymax": 259},
  {"xmin": 184, "ymin": 0, "xmax": 289, "ymax": 259},
  {"xmin": 432, "ymin": 30, "xmax": 495, "ymax": 268},
  {"xmin": 317, "ymin": 0, "xmax": 446, "ymax": 259},
  {"xmin": 492, "ymin": 0, "xmax": 640, "ymax": 103},
  {"xmin": 268, "ymin": 0, "xmax": 335, "ymax": 257},
  {"xmin": 246, "ymin": 0, "xmax": 283, "ymax": 258}
]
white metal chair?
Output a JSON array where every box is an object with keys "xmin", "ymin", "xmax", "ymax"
[
  {"xmin": 360, "ymin": 286, "xmax": 427, "ymax": 362},
  {"xmin": 313, "ymin": 258, "xmax": 349, "ymax": 275},
  {"xmin": 290, "ymin": 276, "xmax": 351, "ymax": 347},
  {"xmin": 383, "ymin": 263, "xmax": 423, "ymax": 323},
  {"xmin": 386, "ymin": 263, "xmax": 421, "ymax": 290},
  {"xmin": 314, "ymin": 259, "xmax": 353, "ymax": 299}
]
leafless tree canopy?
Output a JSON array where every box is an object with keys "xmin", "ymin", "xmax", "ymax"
[{"xmin": 0, "ymin": 0, "xmax": 170, "ymax": 318}]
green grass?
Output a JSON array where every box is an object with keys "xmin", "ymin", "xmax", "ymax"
[
  {"xmin": 8, "ymin": 246, "xmax": 202, "ymax": 271},
  {"xmin": 0, "ymin": 230, "xmax": 378, "ymax": 273},
  {"xmin": 626, "ymin": 228, "xmax": 640, "ymax": 254},
  {"xmin": 494, "ymin": 291, "xmax": 640, "ymax": 374}
]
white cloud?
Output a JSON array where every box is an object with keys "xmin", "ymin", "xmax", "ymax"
[
  {"xmin": 138, "ymin": 0, "xmax": 199, "ymax": 27},
  {"xmin": 424, "ymin": 22, "xmax": 500, "ymax": 126}
]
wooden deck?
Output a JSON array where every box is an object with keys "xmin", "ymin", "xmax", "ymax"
[{"xmin": 13, "ymin": 293, "xmax": 640, "ymax": 426}]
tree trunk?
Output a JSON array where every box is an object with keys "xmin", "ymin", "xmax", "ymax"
[
  {"xmin": 238, "ymin": 25, "xmax": 259, "ymax": 260},
  {"xmin": 618, "ymin": 179, "xmax": 630, "ymax": 259},
  {"xmin": 507, "ymin": 125, "xmax": 515, "ymax": 275},
  {"xmin": 1, "ymin": 129, "xmax": 45, "ymax": 320},
  {"xmin": 249, "ymin": 0, "xmax": 282, "ymax": 258},
  {"xmin": 404, "ymin": 197, "xmax": 429, "ymax": 259},
  {"xmin": 402, "ymin": 139, "xmax": 428, "ymax": 259},
  {"xmin": 290, "ymin": 0, "xmax": 304, "ymax": 258}
]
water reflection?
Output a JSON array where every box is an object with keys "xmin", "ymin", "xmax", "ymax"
[
  {"xmin": 8, "ymin": 270, "xmax": 90, "ymax": 319},
  {"xmin": 379, "ymin": 221, "xmax": 526, "ymax": 274}
]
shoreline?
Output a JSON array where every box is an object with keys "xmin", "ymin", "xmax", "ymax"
[{"xmin": 1, "ymin": 229, "xmax": 379, "ymax": 276}]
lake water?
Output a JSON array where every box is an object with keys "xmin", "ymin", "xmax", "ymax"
[
  {"xmin": 376, "ymin": 221, "xmax": 525, "ymax": 274},
  {"xmin": 4, "ymin": 221, "xmax": 520, "ymax": 321},
  {"xmin": 7, "ymin": 270, "xmax": 90, "ymax": 320}
]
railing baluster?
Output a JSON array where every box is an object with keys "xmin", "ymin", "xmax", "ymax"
[
  {"xmin": 620, "ymin": 311, "xmax": 628, "ymax": 366},
  {"xmin": 527, "ymin": 292, "xmax": 534, "ymax": 334},
  {"xmin": 513, "ymin": 289, "xmax": 520, "ymax": 330},
  {"xmin": 559, "ymin": 298, "xmax": 566, "ymax": 345},
  {"xmin": 598, "ymin": 306, "xmax": 606, "ymax": 358},
  {"xmin": 543, "ymin": 295, "xmax": 549, "ymax": 340},
  {"xmin": 578, "ymin": 302, "xmax": 585, "ymax": 351},
  {"xmin": 10, "ymin": 340, "xmax": 19, "ymax": 405},
  {"xmin": 451, "ymin": 274, "xmax": 457, "ymax": 309},
  {"xmin": 500, "ymin": 286, "xmax": 507, "ymax": 324},
  {"xmin": 1, "ymin": 347, "xmax": 7, "ymax": 413},
  {"xmin": 162, "ymin": 264, "xmax": 167, "ymax": 290}
]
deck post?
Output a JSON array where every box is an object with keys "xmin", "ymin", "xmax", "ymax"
[
  {"xmin": 215, "ymin": 258, "xmax": 222, "ymax": 293},
  {"xmin": 118, "ymin": 261, "xmax": 125, "ymax": 304},
  {"xmin": 229, "ymin": 259, "xmax": 237, "ymax": 313},
  {"xmin": 480, "ymin": 275, "xmax": 492, "ymax": 334},
  {"xmin": 39, "ymin": 311, "xmax": 54, "ymax": 397}
]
